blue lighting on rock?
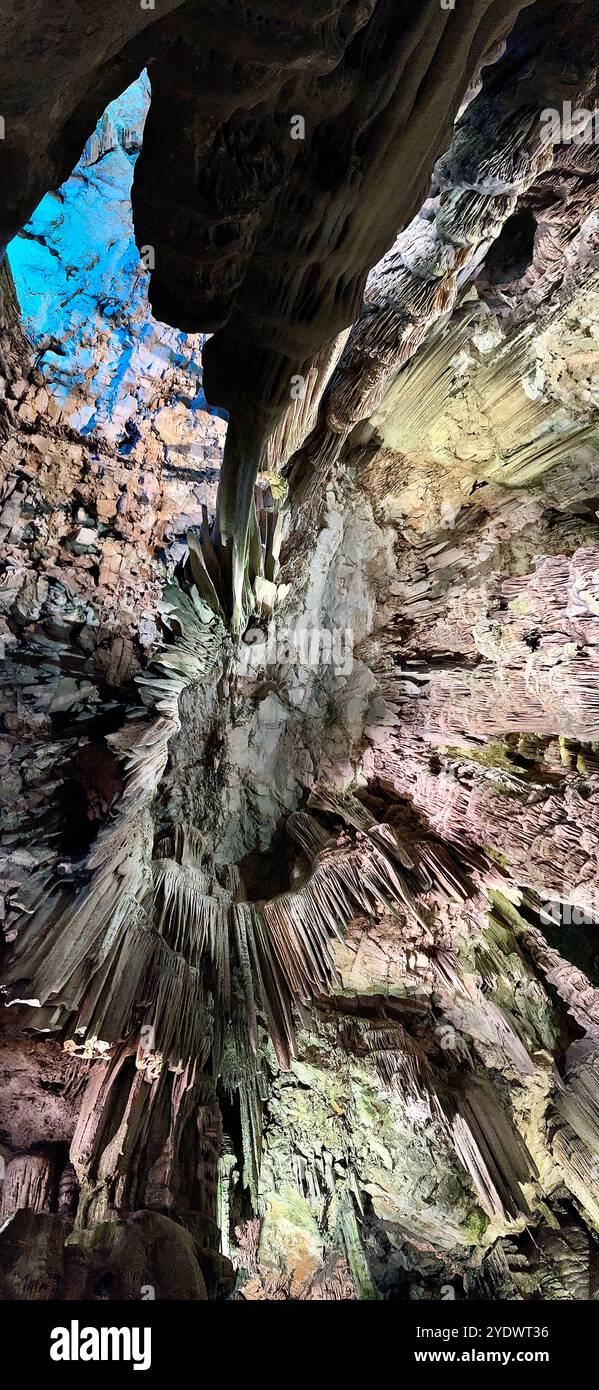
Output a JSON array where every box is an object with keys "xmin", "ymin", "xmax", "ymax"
[{"xmin": 7, "ymin": 73, "xmax": 226, "ymax": 443}]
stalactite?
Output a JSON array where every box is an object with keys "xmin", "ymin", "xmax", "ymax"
[
  {"xmin": 220, "ymin": 1015, "xmax": 265, "ymax": 1207},
  {"xmin": 551, "ymin": 1044, "xmax": 599, "ymax": 1228},
  {"xmin": 3, "ymin": 577, "xmax": 226, "ymax": 1066},
  {"xmin": 285, "ymin": 2, "xmax": 598, "ymax": 486},
  {"xmin": 512, "ymin": 908, "xmax": 599, "ymax": 1038},
  {"xmin": 444, "ymin": 1084, "xmax": 537, "ymax": 1222},
  {"xmin": 0, "ymin": 1155, "xmax": 53, "ymax": 1221}
]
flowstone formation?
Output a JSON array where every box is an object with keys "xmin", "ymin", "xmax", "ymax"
[{"xmin": 1, "ymin": 0, "xmax": 599, "ymax": 1302}]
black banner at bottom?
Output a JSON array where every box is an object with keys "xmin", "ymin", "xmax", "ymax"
[{"xmin": 0, "ymin": 1297, "xmax": 593, "ymax": 1377}]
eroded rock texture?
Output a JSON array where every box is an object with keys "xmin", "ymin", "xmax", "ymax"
[
  {"xmin": 3, "ymin": 0, "xmax": 540, "ymax": 626},
  {"xmin": 1, "ymin": 0, "xmax": 599, "ymax": 1302}
]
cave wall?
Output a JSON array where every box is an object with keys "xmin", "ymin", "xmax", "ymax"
[{"xmin": 1, "ymin": 0, "xmax": 599, "ymax": 1302}]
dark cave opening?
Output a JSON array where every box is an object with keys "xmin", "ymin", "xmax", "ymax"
[{"xmin": 481, "ymin": 206, "xmax": 538, "ymax": 287}]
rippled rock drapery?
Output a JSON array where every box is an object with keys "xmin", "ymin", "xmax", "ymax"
[{"xmin": 284, "ymin": 0, "xmax": 598, "ymax": 488}]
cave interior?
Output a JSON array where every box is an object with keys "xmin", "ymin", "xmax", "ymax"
[{"xmin": 0, "ymin": 0, "xmax": 599, "ymax": 1303}]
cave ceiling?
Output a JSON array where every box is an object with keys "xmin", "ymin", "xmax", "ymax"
[{"xmin": 0, "ymin": 0, "xmax": 599, "ymax": 1311}]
